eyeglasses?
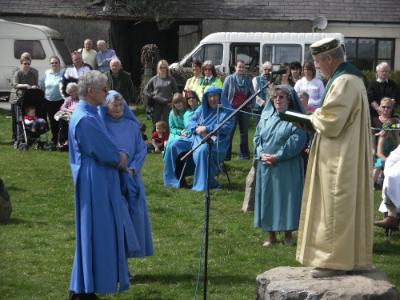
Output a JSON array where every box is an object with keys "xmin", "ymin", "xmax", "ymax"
[
  {"xmin": 23, "ymin": 62, "xmax": 31, "ymax": 66},
  {"xmin": 263, "ymin": 69, "xmax": 271, "ymax": 71}
]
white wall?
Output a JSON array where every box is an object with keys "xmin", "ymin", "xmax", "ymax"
[{"xmin": 324, "ymin": 22, "xmax": 400, "ymax": 70}]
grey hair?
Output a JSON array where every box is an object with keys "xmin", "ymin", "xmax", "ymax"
[
  {"xmin": 319, "ymin": 46, "xmax": 345, "ymax": 61},
  {"xmin": 106, "ymin": 93, "xmax": 124, "ymax": 105},
  {"xmin": 110, "ymin": 57, "xmax": 121, "ymax": 66},
  {"xmin": 78, "ymin": 70, "xmax": 107, "ymax": 97},
  {"xmin": 376, "ymin": 62, "xmax": 390, "ymax": 72},
  {"xmin": 66, "ymin": 82, "xmax": 79, "ymax": 94},
  {"xmin": 260, "ymin": 61, "xmax": 272, "ymax": 72}
]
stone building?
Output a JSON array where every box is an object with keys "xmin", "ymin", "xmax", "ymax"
[{"xmin": 0, "ymin": 0, "xmax": 399, "ymax": 88}]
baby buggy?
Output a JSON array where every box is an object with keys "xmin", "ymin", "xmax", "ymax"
[{"xmin": 14, "ymin": 88, "xmax": 49, "ymax": 151}]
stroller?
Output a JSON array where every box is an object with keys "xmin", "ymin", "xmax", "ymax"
[{"xmin": 14, "ymin": 88, "xmax": 49, "ymax": 151}]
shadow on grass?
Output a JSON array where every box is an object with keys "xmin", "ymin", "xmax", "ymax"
[
  {"xmin": 0, "ymin": 217, "xmax": 27, "ymax": 225},
  {"xmin": 134, "ymin": 273, "xmax": 251, "ymax": 285},
  {"xmin": 6, "ymin": 185, "xmax": 27, "ymax": 192},
  {"xmin": 373, "ymin": 239, "xmax": 400, "ymax": 255}
]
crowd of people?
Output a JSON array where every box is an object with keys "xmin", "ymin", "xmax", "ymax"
[
  {"xmin": 8, "ymin": 36, "xmax": 400, "ymax": 298},
  {"xmin": 10, "ymin": 38, "xmax": 135, "ymax": 151}
]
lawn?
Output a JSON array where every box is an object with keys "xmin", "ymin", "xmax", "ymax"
[{"xmin": 0, "ymin": 107, "xmax": 399, "ymax": 300}]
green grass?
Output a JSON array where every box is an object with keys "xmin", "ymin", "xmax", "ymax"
[{"xmin": 0, "ymin": 107, "xmax": 399, "ymax": 299}]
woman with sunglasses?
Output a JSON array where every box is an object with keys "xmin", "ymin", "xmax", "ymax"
[
  {"xmin": 9, "ymin": 55, "xmax": 39, "ymax": 147},
  {"xmin": 195, "ymin": 60, "xmax": 223, "ymax": 101},
  {"xmin": 40, "ymin": 56, "xmax": 65, "ymax": 148}
]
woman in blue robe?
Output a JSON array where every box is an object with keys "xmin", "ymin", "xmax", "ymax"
[
  {"xmin": 68, "ymin": 72, "xmax": 130, "ymax": 298},
  {"xmin": 163, "ymin": 87, "xmax": 235, "ymax": 192},
  {"xmin": 254, "ymin": 85, "xmax": 307, "ymax": 247},
  {"xmin": 101, "ymin": 90, "xmax": 154, "ymax": 259}
]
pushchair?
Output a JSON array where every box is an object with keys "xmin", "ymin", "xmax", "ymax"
[{"xmin": 14, "ymin": 88, "xmax": 49, "ymax": 151}]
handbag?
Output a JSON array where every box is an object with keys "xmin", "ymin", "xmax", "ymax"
[{"xmin": 231, "ymin": 91, "xmax": 247, "ymax": 109}]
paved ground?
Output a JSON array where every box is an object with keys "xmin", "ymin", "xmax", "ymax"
[{"xmin": 0, "ymin": 101, "xmax": 11, "ymax": 111}]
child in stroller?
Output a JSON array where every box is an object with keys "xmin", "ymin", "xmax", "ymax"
[
  {"xmin": 15, "ymin": 88, "xmax": 49, "ymax": 150},
  {"xmin": 24, "ymin": 106, "xmax": 46, "ymax": 132}
]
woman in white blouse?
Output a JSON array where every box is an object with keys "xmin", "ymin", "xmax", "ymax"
[{"xmin": 294, "ymin": 61, "xmax": 325, "ymax": 109}]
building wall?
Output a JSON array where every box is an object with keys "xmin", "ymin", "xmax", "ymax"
[
  {"xmin": 1, "ymin": 16, "xmax": 111, "ymax": 53},
  {"xmin": 325, "ymin": 23, "xmax": 400, "ymax": 70}
]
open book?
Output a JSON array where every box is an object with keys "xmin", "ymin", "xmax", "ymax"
[{"xmin": 279, "ymin": 111, "xmax": 313, "ymax": 128}]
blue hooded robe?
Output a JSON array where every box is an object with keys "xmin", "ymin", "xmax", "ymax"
[
  {"xmin": 68, "ymin": 100, "xmax": 130, "ymax": 294},
  {"xmin": 163, "ymin": 87, "xmax": 235, "ymax": 191},
  {"xmin": 101, "ymin": 90, "xmax": 154, "ymax": 258},
  {"xmin": 253, "ymin": 85, "xmax": 307, "ymax": 232}
]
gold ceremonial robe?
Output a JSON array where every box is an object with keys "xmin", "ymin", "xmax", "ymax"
[{"xmin": 296, "ymin": 73, "xmax": 374, "ymax": 270}]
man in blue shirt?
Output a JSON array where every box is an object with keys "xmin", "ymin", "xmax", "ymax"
[{"xmin": 96, "ymin": 40, "xmax": 116, "ymax": 73}]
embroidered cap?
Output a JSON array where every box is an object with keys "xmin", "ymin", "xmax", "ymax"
[{"xmin": 310, "ymin": 37, "xmax": 340, "ymax": 55}]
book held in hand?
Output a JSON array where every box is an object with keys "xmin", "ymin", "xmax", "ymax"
[{"xmin": 279, "ymin": 111, "xmax": 313, "ymax": 128}]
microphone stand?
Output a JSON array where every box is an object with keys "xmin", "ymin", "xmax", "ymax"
[{"xmin": 181, "ymin": 79, "xmax": 274, "ymax": 300}]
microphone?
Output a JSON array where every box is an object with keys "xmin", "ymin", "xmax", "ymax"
[{"xmin": 270, "ymin": 69, "xmax": 287, "ymax": 75}]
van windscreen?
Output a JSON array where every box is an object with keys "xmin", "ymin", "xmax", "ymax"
[{"xmin": 52, "ymin": 39, "xmax": 72, "ymax": 65}]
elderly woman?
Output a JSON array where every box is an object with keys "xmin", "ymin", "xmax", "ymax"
[
  {"xmin": 144, "ymin": 59, "xmax": 178, "ymax": 128},
  {"xmin": 294, "ymin": 61, "xmax": 325, "ymax": 109},
  {"xmin": 101, "ymin": 90, "xmax": 154, "ymax": 259},
  {"xmin": 9, "ymin": 55, "xmax": 39, "ymax": 146},
  {"xmin": 254, "ymin": 85, "xmax": 307, "ymax": 247},
  {"xmin": 106, "ymin": 57, "xmax": 135, "ymax": 104},
  {"xmin": 40, "ymin": 55, "xmax": 64, "ymax": 146},
  {"xmin": 163, "ymin": 87, "xmax": 234, "ymax": 191}
]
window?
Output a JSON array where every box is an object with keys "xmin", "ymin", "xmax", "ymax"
[
  {"xmin": 344, "ymin": 38, "xmax": 394, "ymax": 70},
  {"xmin": 52, "ymin": 39, "xmax": 72, "ymax": 65},
  {"xmin": 262, "ymin": 44, "xmax": 302, "ymax": 65},
  {"xmin": 184, "ymin": 44, "xmax": 223, "ymax": 67},
  {"xmin": 14, "ymin": 40, "xmax": 46, "ymax": 59},
  {"xmin": 230, "ymin": 43, "xmax": 260, "ymax": 74}
]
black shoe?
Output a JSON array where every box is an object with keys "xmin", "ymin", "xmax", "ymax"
[{"xmin": 69, "ymin": 293, "xmax": 107, "ymax": 300}]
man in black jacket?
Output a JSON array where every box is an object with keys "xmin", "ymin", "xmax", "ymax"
[{"xmin": 367, "ymin": 61, "xmax": 399, "ymax": 118}]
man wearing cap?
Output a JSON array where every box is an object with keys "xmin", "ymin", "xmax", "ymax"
[{"xmin": 296, "ymin": 38, "xmax": 373, "ymax": 278}]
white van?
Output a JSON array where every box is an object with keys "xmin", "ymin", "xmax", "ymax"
[
  {"xmin": 170, "ymin": 32, "xmax": 345, "ymax": 75},
  {"xmin": 0, "ymin": 19, "xmax": 71, "ymax": 97}
]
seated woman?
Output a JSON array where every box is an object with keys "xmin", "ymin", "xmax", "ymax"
[
  {"xmin": 253, "ymin": 85, "xmax": 307, "ymax": 247},
  {"xmin": 372, "ymin": 98, "xmax": 399, "ymax": 186},
  {"xmin": 163, "ymin": 87, "xmax": 234, "ymax": 192},
  {"xmin": 55, "ymin": 82, "xmax": 79, "ymax": 150},
  {"xmin": 183, "ymin": 90, "xmax": 200, "ymax": 131},
  {"xmin": 164, "ymin": 93, "xmax": 187, "ymax": 156},
  {"xmin": 101, "ymin": 90, "xmax": 154, "ymax": 259}
]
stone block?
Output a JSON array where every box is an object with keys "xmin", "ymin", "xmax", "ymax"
[{"xmin": 256, "ymin": 266, "xmax": 399, "ymax": 300}]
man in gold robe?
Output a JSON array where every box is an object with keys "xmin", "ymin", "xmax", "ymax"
[{"xmin": 296, "ymin": 38, "xmax": 374, "ymax": 278}]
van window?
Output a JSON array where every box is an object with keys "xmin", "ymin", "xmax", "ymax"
[
  {"xmin": 52, "ymin": 39, "xmax": 72, "ymax": 65},
  {"xmin": 184, "ymin": 44, "xmax": 222, "ymax": 67},
  {"xmin": 14, "ymin": 40, "xmax": 46, "ymax": 59},
  {"xmin": 230, "ymin": 43, "xmax": 259, "ymax": 74},
  {"xmin": 262, "ymin": 44, "xmax": 302, "ymax": 65}
]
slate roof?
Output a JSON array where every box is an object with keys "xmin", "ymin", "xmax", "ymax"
[{"xmin": 0, "ymin": 0, "xmax": 399, "ymax": 23}]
